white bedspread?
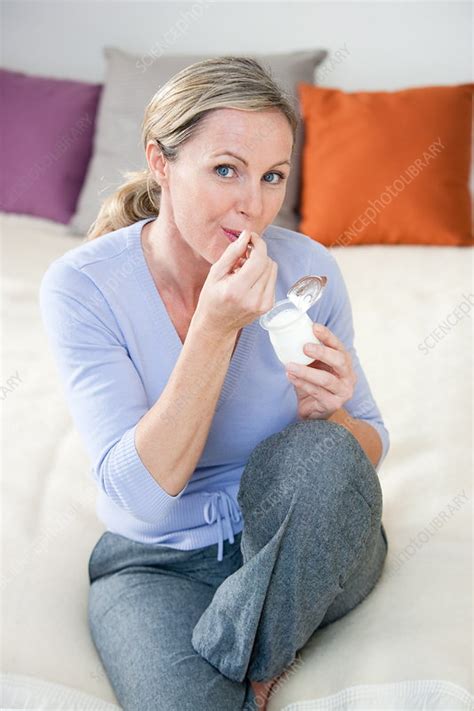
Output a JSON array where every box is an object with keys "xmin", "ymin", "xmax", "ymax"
[{"xmin": 1, "ymin": 212, "xmax": 472, "ymax": 710}]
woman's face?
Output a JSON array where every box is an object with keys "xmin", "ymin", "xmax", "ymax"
[{"xmin": 151, "ymin": 107, "xmax": 294, "ymax": 264}]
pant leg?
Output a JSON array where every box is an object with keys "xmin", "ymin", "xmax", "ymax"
[
  {"xmin": 87, "ymin": 530, "xmax": 256, "ymax": 711},
  {"xmin": 191, "ymin": 419, "xmax": 388, "ymax": 684},
  {"xmin": 318, "ymin": 521, "xmax": 388, "ymax": 629}
]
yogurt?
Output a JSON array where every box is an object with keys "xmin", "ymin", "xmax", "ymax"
[{"xmin": 260, "ymin": 298, "xmax": 321, "ymax": 365}]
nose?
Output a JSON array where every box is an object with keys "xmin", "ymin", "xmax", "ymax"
[{"xmin": 237, "ymin": 179, "xmax": 264, "ymax": 221}]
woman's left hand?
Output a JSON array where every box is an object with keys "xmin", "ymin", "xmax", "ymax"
[{"xmin": 285, "ymin": 322, "xmax": 357, "ymax": 420}]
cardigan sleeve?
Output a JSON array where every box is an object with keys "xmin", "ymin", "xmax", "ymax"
[
  {"xmin": 38, "ymin": 259, "xmax": 189, "ymax": 523},
  {"xmin": 308, "ymin": 251, "xmax": 390, "ymax": 472}
]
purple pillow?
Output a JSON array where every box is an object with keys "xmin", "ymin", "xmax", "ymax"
[{"xmin": 0, "ymin": 68, "xmax": 102, "ymax": 224}]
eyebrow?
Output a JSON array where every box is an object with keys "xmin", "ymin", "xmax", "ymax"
[{"xmin": 211, "ymin": 151, "xmax": 291, "ymax": 169}]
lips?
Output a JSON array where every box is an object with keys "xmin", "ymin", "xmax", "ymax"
[{"xmin": 222, "ymin": 227, "xmax": 242, "ymax": 242}]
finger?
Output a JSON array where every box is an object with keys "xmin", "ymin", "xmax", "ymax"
[
  {"xmin": 286, "ymin": 365, "xmax": 340, "ymax": 395},
  {"xmin": 302, "ymin": 342, "xmax": 348, "ymax": 377},
  {"xmin": 233, "ymin": 232, "xmax": 269, "ymax": 284},
  {"xmin": 308, "ymin": 358, "xmax": 335, "ymax": 374},
  {"xmin": 298, "ymin": 388, "xmax": 339, "ymax": 417},
  {"xmin": 291, "ymin": 380, "xmax": 310, "ymax": 402},
  {"xmin": 253, "ymin": 260, "xmax": 277, "ymax": 305},
  {"xmin": 288, "ymin": 374, "xmax": 320, "ymax": 398},
  {"xmin": 232, "ymin": 255, "xmax": 247, "ymax": 271},
  {"xmin": 299, "ymin": 399, "xmax": 327, "ymax": 419},
  {"xmin": 214, "ymin": 229, "xmax": 254, "ymax": 278},
  {"xmin": 294, "ymin": 385, "xmax": 327, "ymax": 418},
  {"xmin": 232, "ymin": 238, "xmax": 257, "ymax": 271},
  {"xmin": 260, "ymin": 261, "xmax": 278, "ymax": 307},
  {"xmin": 295, "ymin": 390, "xmax": 313, "ymax": 406},
  {"xmin": 250, "ymin": 258, "xmax": 272, "ymax": 295},
  {"xmin": 312, "ymin": 322, "xmax": 346, "ymax": 353},
  {"xmin": 298, "ymin": 392, "xmax": 326, "ymax": 415}
]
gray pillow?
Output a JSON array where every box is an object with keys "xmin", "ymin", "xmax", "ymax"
[{"xmin": 68, "ymin": 46, "xmax": 328, "ymax": 236}]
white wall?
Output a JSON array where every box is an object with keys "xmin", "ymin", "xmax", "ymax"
[{"xmin": 1, "ymin": 1, "xmax": 471, "ymax": 90}]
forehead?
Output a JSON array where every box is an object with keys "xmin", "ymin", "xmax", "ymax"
[{"xmin": 192, "ymin": 107, "xmax": 292, "ymax": 155}]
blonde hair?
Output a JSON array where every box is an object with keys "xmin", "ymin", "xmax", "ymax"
[{"xmin": 85, "ymin": 56, "xmax": 299, "ymax": 240}]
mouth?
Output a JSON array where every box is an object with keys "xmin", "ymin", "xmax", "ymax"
[{"xmin": 222, "ymin": 227, "xmax": 242, "ymax": 242}]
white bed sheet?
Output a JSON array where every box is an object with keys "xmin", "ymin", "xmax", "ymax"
[{"xmin": 1, "ymin": 212, "xmax": 472, "ymax": 710}]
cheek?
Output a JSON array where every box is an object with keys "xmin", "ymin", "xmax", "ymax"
[
  {"xmin": 171, "ymin": 186, "xmax": 205, "ymax": 227},
  {"xmin": 178, "ymin": 176, "xmax": 222, "ymax": 215},
  {"xmin": 190, "ymin": 184, "xmax": 233, "ymax": 230},
  {"xmin": 174, "ymin": 196, "xmax": 226, "ymax": 253}
]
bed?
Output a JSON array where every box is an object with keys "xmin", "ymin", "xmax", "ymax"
[{"xmin": 1, "ymin": 210, "xmax": 472, "ymax": 710}]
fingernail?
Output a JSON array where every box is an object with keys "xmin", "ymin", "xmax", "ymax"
[{"xmin": 286, "ymin": 363, "xmax": 298, "ymax": 374}]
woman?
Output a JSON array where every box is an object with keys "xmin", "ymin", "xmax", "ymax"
[{"xmin": 39, "ymin": 56, "xmax": 390, "ymax": 711}]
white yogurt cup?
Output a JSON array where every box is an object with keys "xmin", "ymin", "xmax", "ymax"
[{"xmin": 259, "ymin": 298, "xmax": 321, "ymax": 365}]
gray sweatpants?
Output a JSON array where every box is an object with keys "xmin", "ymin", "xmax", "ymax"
[{"xmin": 88, "ymin": 419, "xmax": 388, "ymax": 710}]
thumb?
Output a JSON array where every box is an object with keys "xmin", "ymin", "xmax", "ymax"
[{"xmin": 213, "ymin": 229, "xmax": 254, "ymax": 278}]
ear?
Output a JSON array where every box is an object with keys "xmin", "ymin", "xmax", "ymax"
[{"xmin": 145, "ymin": 140, "xmax": 168, "ymax": 186}]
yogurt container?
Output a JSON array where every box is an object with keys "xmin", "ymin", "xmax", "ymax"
[{"xmin": 259, "ymin": 276, "xmax": 328, "ymax": 365}]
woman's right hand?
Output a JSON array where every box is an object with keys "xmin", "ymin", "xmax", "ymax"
[{"xmin": 195, "ymin": 229, "xmax": 278, "ymax": 337}]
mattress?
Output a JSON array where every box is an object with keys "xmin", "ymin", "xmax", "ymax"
[{"xmin": 1, "ymin": 212, "xmax": 472, "ymax": 710}]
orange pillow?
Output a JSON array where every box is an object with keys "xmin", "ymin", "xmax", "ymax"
[{"xmin": 297, "ymin": 82, "xmax": 473, "ymax": 247}]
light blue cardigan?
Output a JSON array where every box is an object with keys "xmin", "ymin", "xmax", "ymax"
[{"xmin": 39, "ymin": 217, "xmax": 389, "ymax": 562}]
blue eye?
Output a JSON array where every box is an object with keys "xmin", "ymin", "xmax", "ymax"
[
  {"xmin": 215, "ymin": 165, "xmax": 235, "ymax": 178},
  {"xmin": 263, "ymin": 172, "xmax": 285, "ymax": 184},
  {"xmin": 214, "ymin": 164, "xmax": 287, "ymax": 185}
]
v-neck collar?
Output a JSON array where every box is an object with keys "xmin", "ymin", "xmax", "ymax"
[{"xmin": 127, "ymin": 217, "xmax": 259, "ymax": 410}]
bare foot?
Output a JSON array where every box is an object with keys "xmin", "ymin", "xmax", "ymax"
[{"xmin": 250, "ymin": 677, "xmax": 279, "ymax": 711}]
